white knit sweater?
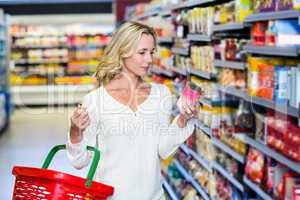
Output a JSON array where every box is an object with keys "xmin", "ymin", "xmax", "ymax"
[{"xmin": 67, "ymin": 83, "xmax": 195, "ymax": 200}]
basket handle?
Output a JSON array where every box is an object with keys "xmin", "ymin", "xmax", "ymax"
[{"xmin": 41, "ymin": 144, "xmax": 100, "ymax": 188}]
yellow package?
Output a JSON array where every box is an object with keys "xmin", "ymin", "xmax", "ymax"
[
  {"xmin": 294, "ymin": 0, "xmax": 300, "ymax": 9},
  {"xmin": 247, "ymin": 57, "xmax": 268, "ymax": 96},
  {"xmin": 235, "ymin": 0, "xmax": 253, "ymax": 23}
]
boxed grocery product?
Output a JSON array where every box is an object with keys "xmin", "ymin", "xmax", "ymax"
[
  {"xmin": 258, "ymin": 64, "xmax": 275, "ymax": 100},
  {"xmin": 252, "ymin": 22, "xmax": 268, "ymax": 46},
  {"xmin": 276, "ymin": 0, "xmax": 294, "ymax": 10},
  {"xmin": 274, "ymin": 19, "xmax": 300, "ymax": 47},
  {"xmin": 282, "ymin": 172, "xmax": 300, "ymax": 200},
  {"xmin": 294, "ymin": 0, "xmax": 300, "ymax": 9},
  {"xmin": 245, "ymin": 148, "xmax": 265, "ymax": 184},
  {"xmin": 273, "ymin": 66, "xmax": 288, "ymax": 103},
  {"xmin": 235, "ymin": 0, "xmax": 253, "ymax": 22},
  {"xmin": 253, "ymin": 0, "xmax": 277, "ymax": 12}
]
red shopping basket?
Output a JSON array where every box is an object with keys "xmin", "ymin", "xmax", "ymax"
[{"xmin": 12, "ymin": 144, "xmax": 114, "ymax": 200}]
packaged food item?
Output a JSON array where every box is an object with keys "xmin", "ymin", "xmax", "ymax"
[
  {"xmin": 245, "ymin": 148, "xmax": 265, "ymax": 184},
  {"xmin": 235, "ymin": 0, "xmax": 253, "ymax": 22},
  {"xmin": 248, "ymin": 57, "xmax": 263, "ymax": 96},
  {"xmin": 294, "ymin": 0, "xmax": 300, "ymax": 9},
  {"xmin": 252, "ymin": 22, "xmax": 268, "ymax": 46},
  {"xmin": 274, "ymin": 66, "xmax": 288, "ymax": 103},
  {"xmin": 258, "ymin": 64, "xmax": 275, "ymax": 100},
  {"xmin": 254, "ymin": 0, "xmax": 277, "ymax": 12},
  {"xmin": 234, "ymin": 100, "xmax": 255, "ymax": 133},
  {"xmin": 183, "ymin": 82, "xmax": 201, "ymax": 106},
  {"xmin": 282, "ymin": 172, "xmax": 300, "ymax": 200},
  {"xmin": 276, "ymin": 0, "xmax": 294, "ymax": 11}
]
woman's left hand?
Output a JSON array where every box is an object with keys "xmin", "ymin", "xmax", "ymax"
[{"xmin": 176, "ymin": 96, "xmax": 197, "ymax": 128}]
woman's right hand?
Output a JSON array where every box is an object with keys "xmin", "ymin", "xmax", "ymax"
[{"xmin": 70, "ymin": 104, "xmax": 90, "ymax": 143}]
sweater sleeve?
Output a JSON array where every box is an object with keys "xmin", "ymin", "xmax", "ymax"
[
  {"xmin": 158, "ymin": 85, "xmax": 195, "ymax": 159},
  {"xmin": 66, "ymin": 91, "xmax": 99, "ymax": 169}
]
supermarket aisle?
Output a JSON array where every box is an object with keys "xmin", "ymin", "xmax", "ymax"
[{"xmin": 0, "ymin": 107, "xmax": 87, "ymax": 199}]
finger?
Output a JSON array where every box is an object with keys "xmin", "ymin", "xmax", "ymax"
[
  {"xmin": 81, "ymin": 114, "xmax": 89, "ymax": 122},
  {"xmin": 182, "ymin": 101, "xmax": 193, "ymax": 115},
  {"xmin": 79, "ymin": 119, "xmax": 90, "ymax": 130}
]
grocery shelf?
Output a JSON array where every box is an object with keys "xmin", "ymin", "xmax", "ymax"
[
  {"xmin": 199, "ymin": 98, "xmax": 239, "ymax": 107},
  {"xmin": 180, "ymin": 144, "xmax": 191, "ymax": 156},
  {"xmin": 187, "ymin": 147, "xmax": 213, "ymax": 172},
  {"xmin": 195, "ymin": 119, "xmax": 212, "ymax": 136},
  {"xmin": 212, "ymin": 161, "xmax": 245, "ymax": 192},
  {"xmin": 12, "ymin": 45, "xmax": 67, "ymax": 49},
  {"xmin": 162, "ymin": 178, "xmax": 180, "ymax": 200},
  {"xmin": 244, "ymin": 10, "xmax": 300, "ymax": 22},
  {"xmin": 170, "ymin": 66, "xmax": 187, "ymax": 76},
  {"xmin": 150, "ymin": 67, "xmax": 175, "ymax": 78},
  {"xmin": 160, "ymin": 9, "xmax": 172, "ymax": 17},
  {"xmin": 14, "ymin": 58, "xmax": 69, "ymax": 65},
  {"xmin": 171, "ymin": 47, "xmax": 189, "ymax": 56},
  {"xmin": 235, "ymin": 134, "xmax": 300, "ymax": 174},
  {"xmin": 173, "ymin": 160, "xmax": 211, "ymax": 200},
  {"xmin": 212, "ymin": 23, "xmax": 245, "ymax": 32},
  {"xmin": 132, "ymin": 9, "xmax": 160, "ymax": 20},
  {"xmin": 211, "ymin": 137, "xmax": 245, "ymax": 164},
  {"xmin": 217, "ymin": 85, "xmax": 299, "ymax": 118},
  {"xmin": 243, "ymin": 176, "xmax": 273, "ymax": 200},
  {"xmin": 214, "ymin": 60, "xmax": 246, "ymax": 70},
  {"xmin": 189, "ymin": 68, "xmax": 216, "ymax": 80},
  {"xmin": 171, "ymin": 0, "xmax": 214, "ymax": 10},
  {"xmin": 11, "ymin": 84, "xmax": 94, "ymax": 105},
  {"xmin": 157, "ymin": 37, "xmax": 173, "ymax": 44},
  {"xmin": 243, "ymin": 45, "xmax": 299, "ymax": 57},
  {"xmin": 187, "ymin": 33, "xmax": 212, "ymax": 42}
]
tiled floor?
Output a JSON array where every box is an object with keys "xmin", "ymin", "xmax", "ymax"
[{"xmin": 0, "ymin": 106, "xmax": 88, "ymax": 199}]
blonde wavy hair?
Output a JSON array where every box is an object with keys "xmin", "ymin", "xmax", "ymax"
[{"xmin": 95, "ymin": 21, "xmax": 157, "ymax": 86}]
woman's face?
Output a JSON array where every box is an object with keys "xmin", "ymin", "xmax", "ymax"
[{"xmin": 123, "ymin": 33, "xmax": 155, "ymax": 77}]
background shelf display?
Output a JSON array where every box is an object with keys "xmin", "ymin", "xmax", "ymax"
[
  {"xmin": 243, "ymin": 45, "xmax": 299, "ymax": 57},
  {"xmin": 214, "ymin": 60, "xmax": 246, "ymax": 70},
  {"xmin": 170, "ymin": 66, "xmax": 187, "ymax": 76},
  {"xmin": 212, "ymin": 161, "xmax": 245, "ymax": 192},
  {"xmin": 211, "ymin": 137, "xmax": 245, "ymax": 164},
  {"xmin": 212, "ymin": 23, "xmax": 246, "ymax": 32},
  {"xmin": 189, "ymin": 68, "xmax": 216, "ymax": 80},
  {"xmin": 244, "ymin": 10, "xmax": 300, "ymax": 22},
  {"xmin": 235, "ymin": 134, "xmax": 300, "ymax": 174},
  {"xmin": 162, "ymin": 178, "xmax": 180, "ymax": 200},
  {"xmin": 157, "ymin": 37, "xmax": 173, "ymax": 44},
  {"xmin": 171, "ymin": 47, "xmax": 189, "ymax": 56},
  {"xmin": 150, "ymin": 67, "xmax": 175, "ymax": 78},
  {"xmin": 187, "ymin": 33, "xmax": 212, "ymax": 42},
  {"xmin": 195, "ymin": 119, "xmax": 212, "ymax": 136},
  {"xmin": 243, "ymin": 176, "xmax": 273, "ymax": 200},
  {"xmin": 173, "ymin": 160, "xmax": 211, "ymax": 200}
]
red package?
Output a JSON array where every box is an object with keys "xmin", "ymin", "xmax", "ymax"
[
  {"xmin": 258, "ymin": 64, "xmax": 275, "ymax": 100},
  {"xmin": 282, "ymin": 172, "xmax": 300, "ymax": 200},
  {"xmin": 245, "ymin": 148, "xmax": 265, "ymax": 184},
  {"xmin": 252, "ymin": 22, "xmax": 268, "ymax": 46}
]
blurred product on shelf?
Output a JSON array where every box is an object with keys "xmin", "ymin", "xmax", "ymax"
[
  {"xmin": 214, "ymin": 0, "xmax": 252, "ymax": 24},
  {"xmin": 214, "ymin": 38, "xmax": 247, "ymax": 62},
  {"xmin": 252, "ymin": 20, "xmax": 300, "ymax": 47},
  {"xmin": 215, "ymin": 173, "xmax": 243, "ymax": 200},
  {"xmin": 194, "ymin": 129, "xmax": 215, "ymax": 162},
  {"xmin": 267, "ymin": 110, "xmax": 300, "ymax": 161},
  {"xmin": 187, "ymin": 7, "xmax": 214, "ymax": 35},
  {"xmin": 218, "ymin": 68, "xmax": 246, "ymax": 88},
  {"xmin": 10, "ymin": 24, "xmax": 111, "ymax": 86},
  {"xmin": 247, "ymin": 56, "xmax": 300, "ymax": 107},
  {"xmin": 191, "ymin": 45, "xmax": 215, "ymax": 73}
]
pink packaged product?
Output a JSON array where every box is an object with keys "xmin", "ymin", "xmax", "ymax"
[{"xmin": 183, "ymin": 83, "xmax": 201, "ymax": 106}]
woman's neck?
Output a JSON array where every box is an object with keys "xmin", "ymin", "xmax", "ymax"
[{"xmin": 106, "ymin": 72, "xmax": 143, "ymax": 91}]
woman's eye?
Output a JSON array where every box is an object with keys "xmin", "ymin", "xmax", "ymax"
[{"xmin": 139, "ymin": 52, "xmax": 145, "ymax": 55}]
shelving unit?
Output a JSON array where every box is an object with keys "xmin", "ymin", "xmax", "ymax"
[
  {"xmin": 214, "ymin": 60, "xmax": 246, "ymax": 70},
  {"xmin": 171, "ymin": 47, "xmax": 189, "ymax": 56},
  {"xmin": 0, "ymin": 12, "xmax": 10, "ymax": 134},
  {"xmin": 127, "ymin": 1, "xmax": 300, "ymax": 199},
  {"xmin": 243, "ymin": 45, "xmax": 299, "ymax": 57},
  {"xmin": 235, "ymin": 134, "xmax": 300, "ymax": 174},
  {"xmin": 150, "ymin": 67, "xmax": 175, "ymax": 78},
  {"xmin": 173, "ymin": 159, "xmax": 211, "ymax": 200},
  {"xmin": 187, "ymin": 33, "xmax": 212, "ymax": 42},
  {"xmin": 189, "ymin": 68, "xmax": 216, "ymax": 80},
  {"xmin": 243, "ymin": 176, "xmax": 273, "ymax": 200},
  {"xmin": 212, "ymin": 23, "xmax": 246, "ymax": 32},
  {"xmin": 157, "ymin": 37, "xmax": 173, "ymax": 44},
  {"xmin": 212, "ymin": 161, "xmax": 245, "ymax": 192},
  {"xmin": 211, "ymin": 137, "xmax": 245, "ymax": 164},
  {"xmin": 162, "ymin": 178, "xmax": 180, "ymax": 200}
]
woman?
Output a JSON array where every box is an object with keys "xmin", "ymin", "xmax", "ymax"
[{"xmin": 67, "ymin": 21, "xmax": 196, "ymax": 200}]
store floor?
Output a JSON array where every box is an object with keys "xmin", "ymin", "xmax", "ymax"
[{"xmin": 0, "ymin": 106, "xmax": 88, "ymax": 199}]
